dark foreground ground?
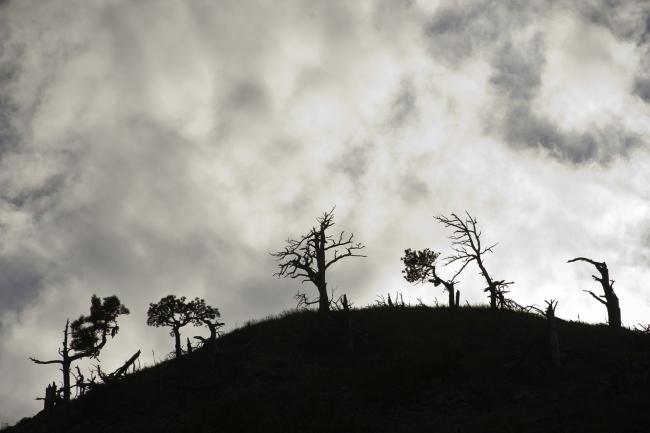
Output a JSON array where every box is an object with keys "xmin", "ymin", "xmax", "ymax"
[{"xmin": 5, "ymin": 306, "xmax": 650, "ymax": 432}]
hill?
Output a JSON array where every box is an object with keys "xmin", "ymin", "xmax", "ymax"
[{"xmin": 4, "ymin": 306, "xmax": 650, "ymax": 432}]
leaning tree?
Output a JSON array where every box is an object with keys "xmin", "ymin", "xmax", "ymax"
[
  {"xmin": 271, "ymin": 208, "xmax": 365, "ymax": 314},
  {"xmin": 30, "ymin": 295, "xmax": 129, "ymax": 402},
  {"xmin": 146, "ymin": 295, "xmax": 220, "ymax": 357},
  {"xmin": 568, "ymin": 257, "xmax": 621, "ymax": 329},
  {"xmin": 435, "ymin": 212, "xmax": 512, "ymax": 309},
  {"xmin": 401, "ymin": 248, "xmax": 462, "ymax": 308}
]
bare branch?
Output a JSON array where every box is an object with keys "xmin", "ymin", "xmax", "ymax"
[
  {"xmin": 567, "ymin": 257, "xmax": 602, "ymax": 267},
  {"xmin": 29, "ymin": 357, "xmax": 62, "ymax": 365},
  {"xmin": 583, "ymin": 290, "xmax": 608, "ymax": 305}
]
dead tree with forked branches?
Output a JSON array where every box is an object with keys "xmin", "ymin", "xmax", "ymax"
[
  {"xmin": 435, "ymin": 212, "xmax": 512, "ymax": 310},
  {"xmin": 401, "ymin": 248, "xmax": 461, "ymax": 308},
  {"xmin": 271, "ymin": 208, "xmax": 366, "ymax": 315},
  {"xmin": 568, "ymin": 257, "xmax": 621, "ymax": 329}
]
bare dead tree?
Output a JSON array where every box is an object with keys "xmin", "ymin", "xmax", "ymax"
[
  {"xmin": 375, "ymin": 292, "xmax": 406, "ymax": 308},
  {"xmin": 341, "ymin": 294, "xmax": 354, "ymax": 354},
  {"xmin": 531, "ymin": 300, "xmax": 561, "ymax": 368},
  {"xmin": 96, "ymin": 350, "xmax": 141, "ymax": 383},
  {"xmin": 271, "ymin": 208, "xmax": 366, "ymax": 314},
  {"xmin": 36, "ymin": 382, "xmax": 60, "ymax": 412},
  {"xmin": 401, "ymin": 248, "xmax": 462, "ymax": 308},
  {"xmin": 568, "ymin": 257, "xmax": 621, "ymax": 329},
  {"xmin": 435, "ymin": 212, "xmax": 512, "ymax": 309}
]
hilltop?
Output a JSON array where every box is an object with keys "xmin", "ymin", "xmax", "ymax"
[{"xmin": 4, "ymin": 306, "xmax": 650, "ymax": 433}]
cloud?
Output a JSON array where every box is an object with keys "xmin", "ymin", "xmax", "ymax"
[
  {"xmin": 0, "ymin": 0, "xmax": 650, "ymax": 424},
  {"xmin": 425, "ymin": 0, "xmax": 650, "ymax": 164}
]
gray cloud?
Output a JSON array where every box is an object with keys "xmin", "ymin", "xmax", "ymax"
[
  {"xmin": 1, "ymin": 0, "xmax": 650, "ymax": 425},
  {"xmin": 424, "ymin": 0, "xmax": 539, "ymax": 65},
  {"xmin": 389, "ymin": 79, "xmax": 418, "ymax": 128},
  {"xmin": 486, "ymin": 33, "xmax": 640, "ymax": 163},
  {"xmin": 424, "ymin": 0, "xmax": 649, "ymax": 164},
  {"xmin": 486, "ymin": 13, "xmax": 645, "ymax": 163}
]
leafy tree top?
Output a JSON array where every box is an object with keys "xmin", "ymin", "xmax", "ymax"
[
  {"xmin": 401, "ymin": 248, "xmax": 441, "ymax": 285},
  {"xmin": 146, "ymin": 295, "xmax": 219, "ymax": 330},
  {"xmin": 70, "ymin": 295, "xmax": 130, "ymax": 356}
]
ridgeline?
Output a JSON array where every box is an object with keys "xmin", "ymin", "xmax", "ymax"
[{"xmin": 5, "ymin": 306, "xmax": 650, "ymax": 433}]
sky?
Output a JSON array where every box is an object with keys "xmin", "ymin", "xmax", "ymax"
[{"xmin": 1, "ymin": 0, "xmax": 649, "ymax": 424}]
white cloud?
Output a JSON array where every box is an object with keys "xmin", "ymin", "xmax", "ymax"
[{"xmin": 0, "ymin": 0, "xmax": 649, "ymax": 424}]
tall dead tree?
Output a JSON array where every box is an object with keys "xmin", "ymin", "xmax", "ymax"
[
  {"xmin": 568, "ymin": 257, "xmax": 621, "ymax": 329},
  {"xmin": 435, "ymin": 212, "xmax": 512, "ymax": 309},
  {"xmin": 401, "ymin": 248, "xmax": 462, "ymax": 308},
  {"xmin": 30, "ymin": 295, "xmax": 129, "ymax": 402},
  {"xmin": 271, "ymin": 208, "xmax": 365, "ymax": 314}
]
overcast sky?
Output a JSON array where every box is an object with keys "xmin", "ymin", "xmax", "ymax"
[{"xmin": 1, "ymin": 0, "xmax": 649, "ymax": 424}]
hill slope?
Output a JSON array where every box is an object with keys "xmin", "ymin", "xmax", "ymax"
[{"xmin": 5, "ymin": 306, "xmax": 650, "ymax": 432}]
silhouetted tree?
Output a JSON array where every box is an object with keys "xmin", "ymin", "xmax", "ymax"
[
  {"xmin": 401, "ymin": 248, "xmax": 462, "ymax": 308},
  {"xmin": 30, "ymin": 295, "xmax": 129, "ymax": 402},
  {"xmin": 271, "ymin": 208, "xmax": 366, "ymax": 314},
  {"xmin": 38, "ymin": 382, "xmax": 59, "ymax": 411},
  {"xmin": 146, "ymin": 295, "xmax": 220, "ymax": 357},
  {"xmin": 532, "ymin": 299, "xmax": 561, "ymax": 367},
  {"xmin": 435, "ymin": 212, "xmax": 512, "ymax": 309},
  {"xmin": 568, "ymin": 257, "xmax": 621, "ymax": 329},
  {"xmin": 194, "ymin": 317, "xmax": 225, "ymax": 345}
]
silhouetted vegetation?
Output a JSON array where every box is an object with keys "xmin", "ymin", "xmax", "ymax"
[
  {"xmin": 435, "ymin": 212, "xmax": 513, "ymax": 309},
  {"xmin": 568, "ymin": 257, "xmax": 621, "ymax": 329},
  {"xmin": 8, "ymin": 207, "xmax": 650, "ymax": 432},
  {"xmin": 101, "ymin": 350, "xmax": 141, "ymax": 382},
  {"xmin": 271, "ymin": 208, "xmax": 365, "ymax": 314},
  {"xmin": 9, "ymin": 307, "xmax": 650, "ymax": 433},
  {"xmin": 29, "ymin": 295, "xmax": 129, "ymax": 404},
  {"xmin": 146, "ymin": 295, "xmax": 220, "ymax": 358},
  {"xmin": 402, "ymin": 248, "xmax": 461, "ymax": 308},
  {"xmin": 193, "ymin": 316, "xmax": 224, "ymax": 346},
  {"xmin": 531, "ymin": 299, "xmax": 561, "ymax": 368}
]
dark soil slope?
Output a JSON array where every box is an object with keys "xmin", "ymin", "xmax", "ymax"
[{"xmin": 5, "ymin": 307, "xmax": 650, "ymax": 433}]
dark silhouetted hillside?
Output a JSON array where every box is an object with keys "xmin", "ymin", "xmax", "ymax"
[{"xmin": 5, "ymin": 306, "xmax": 650, "ymax": 433}]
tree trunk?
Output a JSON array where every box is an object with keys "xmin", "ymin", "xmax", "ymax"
[
  {"xmin": 316, "ymin": 276, "xmax": 329, "ymax": 314},
  {"xmin": 173, "ymin": 327, "xmax": 182, "ymax": 358},
  {"xmin": 342, "ymin": 294, "xmax": 354, "ymax": 354},
  {"xmin": 62, "ymin": 357, "xmax": 71, "ymax": 402},
  {"xmin": 489, "ymin": 284, "xmax": 497, "ymax": 309},
  {"xmin": 207, "ymin": 322, "xmax": 217, "ymax": 342},
  {"xmin": 315, "ymin": 229, "xmax": 329, "ymax": 315},
  {"xmin": 61, "ymin": 320, "xmax": 71, "ymax": 402},
  {"xmin": 447, "ymin": 284, "xmax": 455, "ymax": 308},
  {"xmin": 548, "ymin": 313, "xmax": 561, "ymax": 368},
  {"xmin": 606, "ymin": 293, "xmax": 621, "ymax": 329},
  {"xmin": 477, "ymin": 258, "xmax": 497, "ymax": 309}
]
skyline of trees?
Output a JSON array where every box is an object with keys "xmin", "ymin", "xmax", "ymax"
[
  {"xmin": 25, "ymin": 209, "xmax": 632, "ymax": 411},
  {"xmin": 29, "ymin": 295, "xmax": 130, "ymax": 402}
]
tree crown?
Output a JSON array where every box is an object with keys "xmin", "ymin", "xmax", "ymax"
[
  {"xmin": 401, "ymin": 248, "xmax": 440, "ymax": 285},
  {"xmin": 146, "ymin": 295, "xmax": 219, "ymax": 330},
  {"xmin": 70, "ymin": 295, "xmax": 129, "ymax": 355},
  {"xmin": 271, "ymin": 208, "xmax": 366, "ymax": 282}
]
